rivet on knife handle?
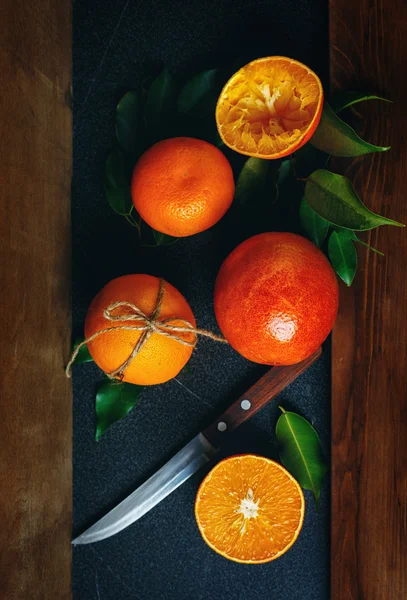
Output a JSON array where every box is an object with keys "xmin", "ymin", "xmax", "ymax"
[{"xmin": 202, "ymin": 347, "xmax": 322, "ymax": 448}]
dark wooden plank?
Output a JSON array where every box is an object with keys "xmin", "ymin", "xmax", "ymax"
[
  {"xmin": 330, "ymin": 1, "xmax": 407, "ymax": 598},
  {"xmin": 0, "ymin": 1, "xmax": 72, "ymax": 598}
]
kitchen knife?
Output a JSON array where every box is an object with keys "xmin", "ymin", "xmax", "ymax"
[{"xmin": 72, "ymin": 346, "xmax": 321, "ymax": 545}]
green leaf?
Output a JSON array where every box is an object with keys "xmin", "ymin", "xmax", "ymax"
[
  {"xmin": 198, "ymin": 117, "xmax": 224, "ymax": 147},
  {"xmin": 142, "ymin": 73, "xmax": 157, "ymax": 94},
  {"xmin": 182, "ymin": 364, "xmax": 193, "ymax": 376},
  {"xmin": 291, "ymin": 143, "xmax": 329, "ymax": 177},
  {"xmin": 328, "ymin": 230, "xmax": 358, "ymax": 285},
  {"xmin": 353, "ymin": 236, "xmax": 384, "ymax": 256},
  {"xmin": 72, "ymin": 337, "xmax": 93, "ymax": 364},
  {"xmin": 152, "ymin": 229, "xmax": 179, "ymax": 246},
  {"xmin": 116, "ymin": 89, "xmax": 144, "ymax": 154},
  {"xmin": 95, "ymin": 381, "xmax": 144, "ymax": 441},
  {"xmin": 277, "ymin": 159, "xmax": 292, "ymax": 188},
  {"xmin": 177, "ymin": 69, "xmax": 219, "ymax": 117},
  {"xmin": 178, "ymin": 115, "xmax": 224, "ymax": 147},
  {"xmin": 305, "ymin": 170, "xmax": 405, "ymax": 231},
  {"xmin": 331, "ymin": 227, "xmax": 385, "ymax": 256},
  {"xmin": 214, "ymin": 132, "xmax": 225, "ymax": 148},
  {"xmin": 235, "ymin": 157, "xmax": 270, "ymax": 206},
  {"xmin": 331, "ymin": 91, "xmax": 392, "ymax": 114},
  {"xmin": 227, "ymin": 54, "xmax": 254, "ymax": 76},
  {"xmin": 104, "ymin": 149, "xmax": 133, "ymax": 215},
  {"xmin": 145, "ymin": 68, "xmax": 177, "ymax": 140},
  {"xmin": 310, "ymin": 103, "xmax": 390, "ymax": 157},
  {"xmin": 276, "ymin": 407, "xmax": 328, "ymax": 508},
  {"xmin": 299, "ymin": 198, "xmax": 329, "ymax": 247}
]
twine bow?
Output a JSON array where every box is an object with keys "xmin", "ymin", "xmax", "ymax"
[{"xmin": 65, "ymin": 278, "xmax": 227, "ymax": 380}]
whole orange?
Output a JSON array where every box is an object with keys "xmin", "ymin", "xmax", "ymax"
[
  {"xmin": 84, "ymin": 274, "xmax": 196, "ymax": 385},
  {"xmin": 214, "ymin": 233, "xmax": 338, "ymax": 365},
  {"xmin": 131, "ymin": 137, "xmax": 235, "ymax": 237}
]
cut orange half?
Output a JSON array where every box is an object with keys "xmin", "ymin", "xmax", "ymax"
[
  {"xmin": 216, "ymin": 56, "xmax": 323, "ymax": 159},
  {"xmin": 195, "ymin": 455, "xmax": 305, "ymax": 564}
]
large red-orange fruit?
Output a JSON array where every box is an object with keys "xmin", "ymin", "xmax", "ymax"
[{"xmin": 214, "ymin": 233, "xmax": 338, "ymax": 365}]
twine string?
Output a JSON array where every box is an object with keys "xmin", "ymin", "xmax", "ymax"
[{"xmin": 65, "ymin": 278, "xmax": 227, "ymax": 380}]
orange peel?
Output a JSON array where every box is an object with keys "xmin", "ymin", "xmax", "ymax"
[{"xmin": 216, "ymin": 56, "xmax": 323, "ymax": 159}]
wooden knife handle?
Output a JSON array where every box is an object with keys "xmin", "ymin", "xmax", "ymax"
[{"xmin": 202, "ymin": 346, "xmax": 322, "ymax": 448}]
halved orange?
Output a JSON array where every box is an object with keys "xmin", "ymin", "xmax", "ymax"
[
  {"xmin": 216, "ymin": 56, "xmax": 323, "ymax": 159},
  {"xmin": 195, "ymin": 455, "xmax": 305, "ymax": 563}
]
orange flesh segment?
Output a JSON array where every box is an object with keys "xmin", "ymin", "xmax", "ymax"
[
  {"xmin": 216, "ymin": 57, "xmax": 323, "ymax": 158},
  {"xmin": 195, "ymin": 455, "xmax": 305, "ymax": 563}
]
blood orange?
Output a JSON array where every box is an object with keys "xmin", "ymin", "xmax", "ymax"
[{"xmin": 214, "ymin": 232, "xmax": 338, "ymax": 365}]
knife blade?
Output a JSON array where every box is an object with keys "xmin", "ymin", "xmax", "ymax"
[
  {"xmin": 72, "ymin": 347, "xmax": 321, "ymax": 545},
  {"xmin": 72, "ymin": 433, "xmax": 216, "ymax": 545}
]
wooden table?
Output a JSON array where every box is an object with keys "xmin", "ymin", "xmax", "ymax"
[
  {"xmin": 1, "ymin": 1, "xmax": 405, "ymax": 598},
  {"xmin": 330, "ymin": 0, "xmax": 407, "ymax": 597},
  {"xmin": 0, "ymin": 2, "xmax": 72, "ymax": 598}
]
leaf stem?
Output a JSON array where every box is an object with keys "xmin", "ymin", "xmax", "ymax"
[
  {"xmin": 355, "ymin": 238, "xmax": 385, "ymax": 256},
  {"xmin": 124, "ymin": 214, "xmax": 140, "ymax": 229},
  {"xmin": 124, "ymin": 207, "xmax": 142, "ymax": 232}
]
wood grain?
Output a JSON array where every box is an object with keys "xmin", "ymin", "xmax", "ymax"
[
  {"xmin": 0, "ymin": 1, "xmax": 72, "ymax": 599},
  {"xmin": 330, "ymin": 0, "xmax": 407, "ymax": 598},
  {"xmin": 203, "ymin": 347, "xmax": 322, "ymax": 448}
]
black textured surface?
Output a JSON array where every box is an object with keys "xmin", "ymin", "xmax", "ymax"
[{"xmin": 72, "ymin": 1, "xmax": 330, "ymax": 598}]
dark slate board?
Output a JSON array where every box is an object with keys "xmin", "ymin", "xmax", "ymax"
[{"xmin": 72, "ymin": 1, "xmax": 330, "ymax": 598}]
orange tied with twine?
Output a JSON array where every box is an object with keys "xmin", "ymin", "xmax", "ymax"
[{"xmin": 65, "ymin": 278, "xmax": 227, "ymax": 382}]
